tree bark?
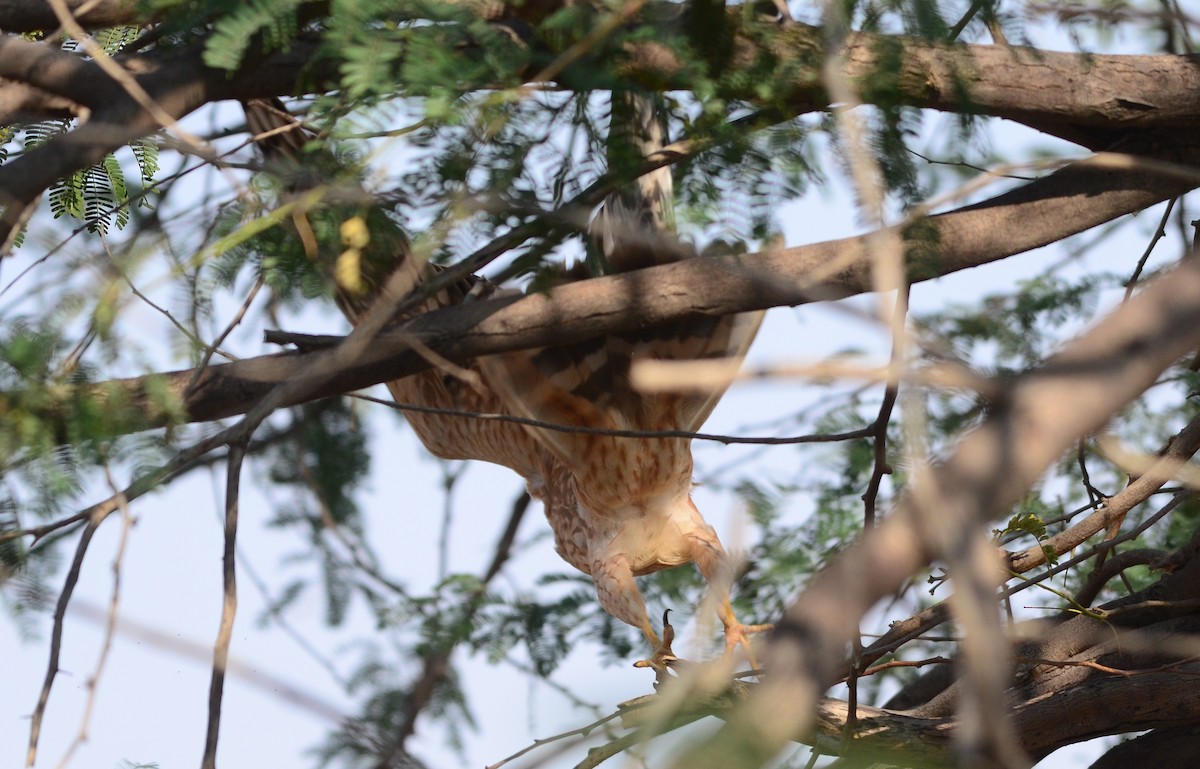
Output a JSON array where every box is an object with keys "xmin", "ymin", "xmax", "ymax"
[{"xmin": 4, "ymin": 145, "xmax": 1194, "ymax": 437}]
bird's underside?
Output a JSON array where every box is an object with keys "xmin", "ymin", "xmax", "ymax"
[
  {"xmin": 244, "ymin": 94, "xmax": 770, "ymax": 675},
  {"xmin": 378, "ymin": 261, "xmax": 769, "ymax": 675},
  {"xmin": 339, "ymin": 252, "xmax": 769, "ymax": 673}
]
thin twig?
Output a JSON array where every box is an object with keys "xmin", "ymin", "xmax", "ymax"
[
  {"xmin": 291, "ymin": 444, "xmax": 412, "ymax": 599},
  {"xmin": 2, "ymin": 427, "xmax": 236, "ymax": 548},
  {"xmin": 1124, "ymin": 197, "xmax": 1177, "ymax": 302},
  {"xmin": 200, "ymin": 442, "xmax": 246, "ymax": 769},
  {"xmin": 25, "ymin": 510, "xmax": 103, "ymax": 767},
  {"xmin": 858, "ymin": 656, "xmax": 953, "ymax": 679},
  {"xmin": 1076, "ymin": 440, "xmax": 1107, "ymax": 512},
  {"xmin": 861, "ymin": 285, "xmax": 909, "ymax": 527},
  {"xmin": 53, "ymin": 465, "xmax": 135, "ymax": 769},
  {"xmin": 486, "ymin": 709, "xmax": 626, "ymax": 769},
  {"xmin": 185, "ymin": 275, "xmax": 263, "ymax": 393},
  {"xmin": 437, "ymin": 463, "xmax": 464, "ymax": 582},
  {"xmin": 220, "ymin": 457, "xmax": 350, "ymax": 688}
]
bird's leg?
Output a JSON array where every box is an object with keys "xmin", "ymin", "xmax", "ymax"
[
  {"xmin": 592, "ymin": 555, "xmax": 677, "ymax": 677},
  {"xmin": 716, "ymin": 598, "xmax": 773, "ymax": 672},
  {"xmin": 688, "ymin": 528, "xmax": 773, "ymax": 671}
]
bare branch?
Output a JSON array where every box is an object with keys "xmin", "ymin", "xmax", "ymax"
[
  {"xmin": 52, "ymin": 466, "xmax": 135, "ymax": 769},
  {"xmin": 201, "ymin": 442, "xmax": 246, "ymax": 769},
  {"xmin": 25, "ymin": 514, "xmax": 101, "ymax": 767},
  {"xmin": 1007, "ymin": 409, "xmax": 1200, "ymax": 573}
]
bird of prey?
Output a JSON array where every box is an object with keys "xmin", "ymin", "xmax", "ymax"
[{"xmin": 243, "ymin": 94, "xmax": 768, "ymax": 672}]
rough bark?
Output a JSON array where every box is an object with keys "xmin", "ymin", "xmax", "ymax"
[
  {"xmin": 1089, "ymin": 725, "xmax": 1200, "ymax": 769},
  {"xmin": 4, "ymin": 5, "xmax": 1200, "ymax": 243}
]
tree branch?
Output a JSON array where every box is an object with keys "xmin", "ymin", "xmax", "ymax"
[
  {"xmin": 6, "ymin": 149, "xmax": 1195, "ymax": 438},
  {"xmin": 3, "ymin": 8, "xmax": 1200, "ymax": 242},
  {"xmin": 619, "ymin": 617, "xmax": 1200, "ymax": 765},
  {"xmin": 0, "ymin": 0, "xmax": 142, "ymax": 31}
]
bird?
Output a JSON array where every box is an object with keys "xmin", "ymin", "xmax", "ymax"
[{"xmin": 242, "ymin": 94, "xmax": 769, "ymax": 674}]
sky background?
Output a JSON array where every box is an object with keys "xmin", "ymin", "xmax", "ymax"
[{"xmin": 2, "ymin": 12, "xmax": 1192, "ymax": 769}]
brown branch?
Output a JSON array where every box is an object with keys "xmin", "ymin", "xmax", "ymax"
[
  {"xmin": 864, "ymin": 408, "xmax": 1200, "ymax": 678},
  {"xmin": 1074, "ymin": 548, "xmax": 1171, "ymax": 608},
  {"xmin": 861, "ymin": 285, "xmax": 908, "ymax": 527},
  {"xmin": 24, "ymin": 512, "xmax": 101, "ymax": 767},
  {"xmin": 201, "ymin": 442, "xmax": 246, "ymax": 769},
  {"xmin": 859, "ymin": 656, "xmax": 954, "ymax": 679},
  {"xmin": 485, "ymin": 707, "xmax": 626, "ymax": 769},
  {"xmin": 1008, "ymin": 408, "xmax": 1200, "ymax": 573},
  {"xmin": 0, "ymin": 35, "xmax": 331, "ymax": 241},
  {"xmin": 9, "ymin": 149, "xmax": 1196, "ymax": 439},
  {"xmin": 0, "ymin": 0, "xmax": 142, "ymax": 30},
  {"xmin": 52, "ymin": 465, "xmax": 134, "ymax": 769},
  {"xmin": 1089, "ymin": 724, "xmax": 1200, "ymax": 769},
  {"xmin": 619, "ymin": 619, "xmax": 1200, "ymax": 765},
  {"xmin": 864, "ymin": 393, "xmax": 1200, "ymax": 680},
  {"xmin": 3, "ymin": 8, "xmax": 1200, "ymax": 243}
]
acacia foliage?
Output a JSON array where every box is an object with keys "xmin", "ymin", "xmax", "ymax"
[{"xmin": 2, "ymin": 1, "xmax": 1200, "ymax": 769}]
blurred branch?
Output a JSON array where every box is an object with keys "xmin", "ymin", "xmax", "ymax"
[
  {"xmin": 0, "ymin": 0, "xmax": 141, "ymax": 30},
  {"xmin": 673, "ymin": 246, "xmax": 1200, "ymax": 769},
  {"xmin": 24, "ymin": 507, "xmax": 101, "ymax": 767},
  {"xmin": 1008, "ymin": 409, "xmax": 1200, "ymax": 573},
  {"xmin": 848, "ymin": 395, "xmax": 1200, "ymax": 677}
]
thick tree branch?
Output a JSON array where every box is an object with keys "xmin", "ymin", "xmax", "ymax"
[
  {"xmin": 3, "ymin": 8, "xmax": 1200, "ymax": 242},
  {"xmin": 0, "ymin": 36, "xmax": 332, "ymax": 239},
  {"xmin": 1090, "ymin": 724, "xmax": 1200, "ymax": 769},
  {"xmin": 0, "ymin": 0, "xmax": 142, "ymax": 30},
  {"xmin": 6, "ymin": 148, "xmax": 1194, "ymax": 437},
  {"xmin": 761, "ymin": 24, "xmax": 1200, "ymax": 146}
]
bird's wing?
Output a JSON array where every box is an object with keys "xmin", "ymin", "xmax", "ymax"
[
  {"xmin": 370, "ymin": 269, "xmax": 549, "ymax": 481},
  {"xmin": 476, "ymin": 306, "xmax": 761, "ymax": 467},
  {"xmin": 477, "ymin": 89, "xmax": 761, "ymax": 506}
]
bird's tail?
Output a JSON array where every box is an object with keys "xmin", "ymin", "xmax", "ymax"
[{"xmin": 589, "ymin": 91, "xmax": 677, "ymax": 273}]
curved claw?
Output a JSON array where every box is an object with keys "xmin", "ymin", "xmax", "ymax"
[{"xmin": 633, "ymin": 609, "xmax": 680, "ymax": 684}]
